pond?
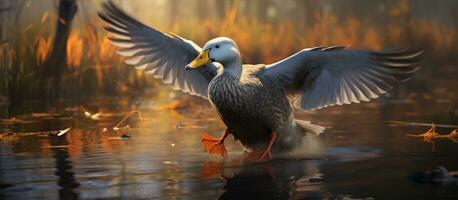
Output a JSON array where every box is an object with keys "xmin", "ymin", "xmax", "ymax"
[{"xmin": 0, "ymin": 86, "xmax": 458, "ymax": 199}]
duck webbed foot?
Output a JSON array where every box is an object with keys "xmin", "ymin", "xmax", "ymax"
[
  {"xmin": 244, "ymin": 132, "xmax": 277, "ymax": 161},
  {"xmin": 201, "ymin": 129, "xmax": 230, "ymax": 156}
]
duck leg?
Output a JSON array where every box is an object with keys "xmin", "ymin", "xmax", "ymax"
[
  {"xmin": 244, "ymin": 132, "xmax": 277, "ymax": 161},
  {"xmin": 201, "ymin": 129, "xmax": 231, "ymax": 156}
]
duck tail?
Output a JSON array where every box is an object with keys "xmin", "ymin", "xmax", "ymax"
[{"xmin": 295, "ymin": 120, "xmax": 325, "ymax": 135}]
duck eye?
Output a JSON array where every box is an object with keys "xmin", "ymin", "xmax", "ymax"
[{"xmin": 215, "ymin": 45, "xmax": 220, "ymax": 49}]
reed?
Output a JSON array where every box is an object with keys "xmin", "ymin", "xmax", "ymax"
[{"xmin": 0, "ymin": 0, "xmax": 456, "ymax": 110}]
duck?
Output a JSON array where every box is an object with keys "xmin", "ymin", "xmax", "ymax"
[
  {"xmin": 98, "ymin": 1, "xmax": 422, "ymax": 160},
  {"xmin": 409, "ymin": 165, "xmax": 458, "ymax": 185}
]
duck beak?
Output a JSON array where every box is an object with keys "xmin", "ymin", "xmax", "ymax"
[{"xmin": 186, "ymin": 49, "xmax": 211, "ymax": 70}]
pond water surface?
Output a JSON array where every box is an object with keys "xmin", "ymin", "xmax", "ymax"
[{"xmin": 0, "ymin": 86, "xmax": 458, "ymax": 199}]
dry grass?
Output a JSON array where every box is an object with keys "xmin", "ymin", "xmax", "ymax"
[{"xmin": 0, "ymin": 0, "xmax": 456, "ymax": 104}]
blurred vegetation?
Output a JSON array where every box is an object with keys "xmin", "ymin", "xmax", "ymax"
[{"xmin": 0, "ymin": 0, "xmax": 457, "ymax": 115}]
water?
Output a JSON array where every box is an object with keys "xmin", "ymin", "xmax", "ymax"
[{"xmin": 0, "ymin": 94, "xmax": 457, "ymax": 199}]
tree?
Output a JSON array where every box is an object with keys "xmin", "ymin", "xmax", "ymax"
[{"xmin": 41, "ymin": 0, "xmax": 77, "ymax": 106}]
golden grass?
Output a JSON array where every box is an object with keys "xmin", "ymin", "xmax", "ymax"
[
  {"xmin": 36, "ymin": 36, "xmax": 52, "ymax": 65},
  {"xmin": 0, "ymin": 0, "xmax": 456, "ymax": 101},
  {"xmin": 67, "ymin": 32, "xmax": 84, "ymax": 68}
]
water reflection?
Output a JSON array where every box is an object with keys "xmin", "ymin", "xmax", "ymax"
[
  {"xmin": 49, "ymin": 136, "xmax": 80, "ymax": 200},
  {"xmin": 219, "ymin": 160, "xmax": 323, "ymax": 199},
  {"xmin": 1, "ymin": 95, "xmax": 458, "ymax": 199}
]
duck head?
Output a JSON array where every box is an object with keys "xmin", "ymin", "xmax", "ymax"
[{"xmin": 186, "ymin": 37, "xmax": 241, "ymax": 70}]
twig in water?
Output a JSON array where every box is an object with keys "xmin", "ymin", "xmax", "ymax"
[
  {"xmin": 112, "ymin": 110, "xmax": 143, "ymax": 131},
  {"xmin": 407, "ymin": 123, "xmax": 458, "ymax": 151},
  {"xmin": 388, "ymin": 120, "xmax": 458, "ymax": 128},
  {"xmin": 57, "ymin": 127, "xmax": 71, "ymax": 136}
]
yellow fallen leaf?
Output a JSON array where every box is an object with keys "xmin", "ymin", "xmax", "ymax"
[
  {"xmin": 57, "ymin": 127, "xmax": 71, "ymax": 136},
  {"xmin": 407, "ymin": 123, "xmax": 438, "ymax": 138},
  {"xmin": 90, "ymin": 112, "xmax": 101, "ymax": 120},
  {"xmin": 407, "ymin": 124, "xmax": 458, "ymax": 151}
]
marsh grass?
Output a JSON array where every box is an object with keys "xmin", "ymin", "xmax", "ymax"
[{"xmin": 0, "ymin": 0, "xmax": 456, "ymax": 113}]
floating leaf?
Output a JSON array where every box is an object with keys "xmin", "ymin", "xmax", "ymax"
[
  {"xmin": 57, "ymin": 127, "xmax": 71, "ymax": 136},
  {"xmin": 84, "ymin": 111, "xmax": 102, "ymax": 120},
  {"xmin": 407, "ymin": 123, "xmax": 458, "ymax": 151},
  {"xmin": 90, "ymin": 112, "xmax": 101, "ymax": 120},
  {"xmin": 84, "ymin": 111, "xmax": 92, "ymax": 117}
]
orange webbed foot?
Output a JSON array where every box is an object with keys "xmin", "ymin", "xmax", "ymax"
[
  {"xmin": 201, "ymin": 131, "xmax": 229, "ymax": 156},
  {"xmin": 243, "ymin": 132, "xmax": 277, "ymax": 162}
]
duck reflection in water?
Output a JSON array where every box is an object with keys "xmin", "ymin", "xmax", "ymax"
[
  {"xmin": 49, "ymin": 135, "xmax": 80, "ymax": 200},
  {"xmin": 213, "ymin": 160, "xmax": 324, "ymax": 200}
]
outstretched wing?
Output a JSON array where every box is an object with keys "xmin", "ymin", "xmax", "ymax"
[
  {"xmin": 260, "ymin": 46, "xmax": 422, "ymax": 111},
  {"xmin": 98, "ymin": 1, "xmax": 218, "ymax": 98}
]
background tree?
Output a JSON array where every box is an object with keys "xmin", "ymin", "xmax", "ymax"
[{"xmin": 40, "ymin": 0, "xmax": 77, "ymax": 106}]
